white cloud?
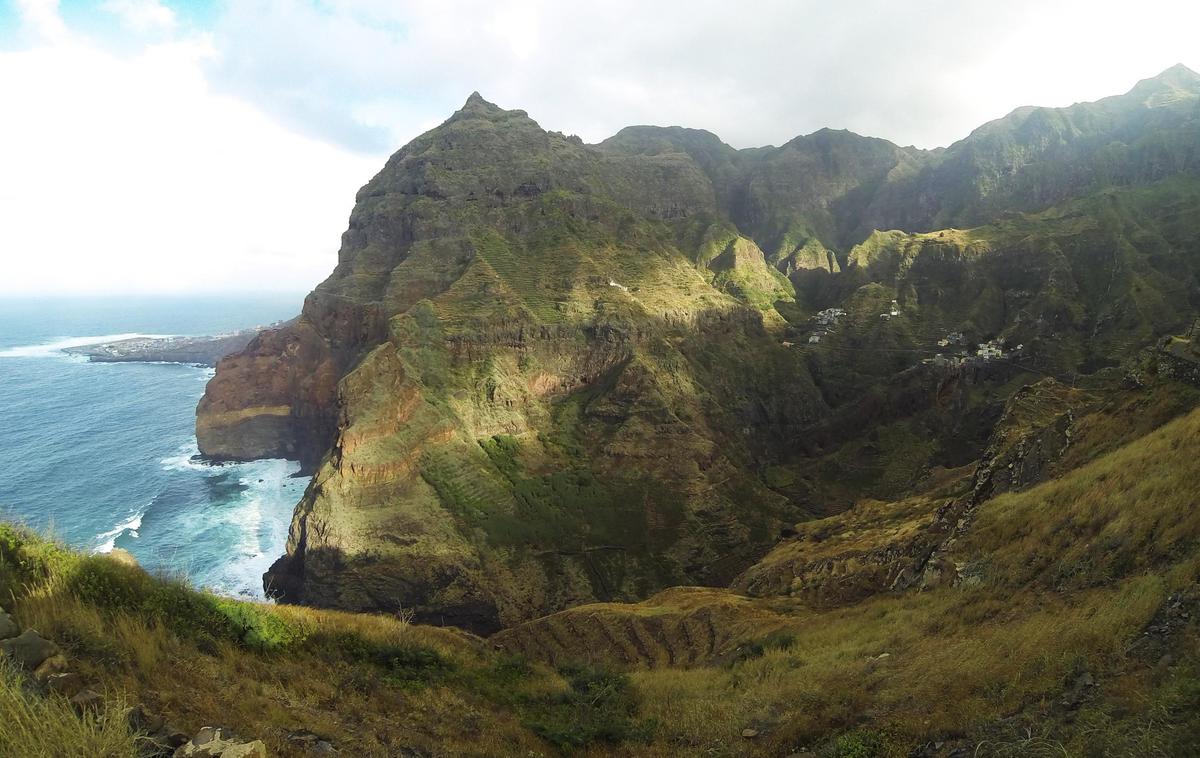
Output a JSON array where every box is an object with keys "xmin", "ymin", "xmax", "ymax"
[
  {"xmin": 203, "ymin": 0, "xmax": 1200, "ymax": 153},
  {"xmin": 101, "ymin": 0, "xmax": 177, "ymax": 34},
  {"xmin": 2, "ymin": 0, "xmax": 1200, "ymax": 296},
  {"xmin": 0, "ymin": 3, "xmax": 379, "ymax": 295},
  {"xmin": 13, "ymin": 0, "xmax": 68, "ymax": 43}
]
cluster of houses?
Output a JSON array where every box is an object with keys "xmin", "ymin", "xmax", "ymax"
[
  {"xmin": 815, "ymin": 307, "xmax": 847, "ymax": 326},
  {"xmin": 976, "ymin": 339, "xmax": 1004, "ymax": 359},
  {"xmin": 936, "ymin": 331, "xmax": 965, "ymax": 348},
  {"xmin": 806, "ymin": 307, "xmax": 848, "ymax": 344},
  {"xmin": 925, "ymin": 336, "xmax": 1023, "ymax": 368},
  {"xmin": 787, "ymin": 306, "xmax": 1025, "ymax": 367}
]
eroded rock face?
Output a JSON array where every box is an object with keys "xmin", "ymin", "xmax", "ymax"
[
  {"xmin": 969, "ymin": 379, "xmax": 1087, "ymax": 503},
  {"xmin": 196, "ymin": 293, "xmax": 384, "ymax": 472},
  {"xmin": 191, "ymin": 94, "xmax": 826, "ymax": 632}
]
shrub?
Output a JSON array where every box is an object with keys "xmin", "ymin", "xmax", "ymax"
[
  {"xmin": 826, "ymin": 729, "xmax": 884, "ymax": 758},
  {"xmin": 726, "ymin": 629, "xmax": 798, "ymax": 667},
  {"xmin": 63, "ymin": 555, "xmax": 306, "ymax": 652},
  {"xmin": 212, "ymin": 598, "xmax": 307, "ymax": 651},
  {"xmin": 526, "ymin": 664, "xmax": 656, "ymax": 751}
]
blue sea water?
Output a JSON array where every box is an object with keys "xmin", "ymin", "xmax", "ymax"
[{"xmin": 0, "ymin": 295, "xmax": 307, "ymax": 599}]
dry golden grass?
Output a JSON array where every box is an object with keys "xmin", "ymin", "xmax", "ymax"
[{"xmin": 0, "ymin": 659, "xmax": 136, "ymax": 757}]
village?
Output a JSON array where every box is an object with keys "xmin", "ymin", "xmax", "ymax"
[{"xmin": 781, "ymin": 302, "xmax": 1021, "ymax": 368}]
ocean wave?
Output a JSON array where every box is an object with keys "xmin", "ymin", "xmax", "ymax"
[
  {"xmin": 159, "ymin": 442, "xmax": 223, "ymax": 472},
  {"xmin": 154, "ymin": 452, "xmax": 302, "ymax": 600},
  {"xmin": 94, "ymin": 507, "xmax": 147, "ymax": 554},
  {"xmin": 205, "ymin": 459, "xmax": 302, "ymax": 600},
  {"xmin": 0, "ymin": 333, "xmax": 174, "ymax": 359}
]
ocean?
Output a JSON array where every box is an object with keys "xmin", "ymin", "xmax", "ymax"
[{"xmin": 0, "ymin": 295, "xmax": 307, "ymax": 600}]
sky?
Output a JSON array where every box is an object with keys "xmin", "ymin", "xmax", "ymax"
[{"xmin": 1, "ymin": 0, "xmax": 1198, "ymax": 296}]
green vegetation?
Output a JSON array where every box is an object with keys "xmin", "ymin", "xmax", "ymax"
[
  {"xmin": 0, "ymin": 523, "xmax": 621, "ymax": 755},
  {"xmin": 525, "ymin": 664, "xmax": 655, "ymax": 751}
]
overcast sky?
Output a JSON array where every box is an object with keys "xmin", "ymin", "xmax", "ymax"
[{"xmin": 2, "ymin": 0, "xmax": 1198, "ymax": 295}]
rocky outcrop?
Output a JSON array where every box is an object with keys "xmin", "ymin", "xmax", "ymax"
[
  {"xmin": 734, "ymin": 379, "xmax": 1092, "ymax": 602},
  {"xmin": 968, "ymin": 379, "xmax": 1088, "ymax": 503},
  {"xmin": 1158, "ymin": 335, "xmax": 1200, "ymax": 385},
  {"xmin": 1, "ymin": 627, "xmax": 61, "ymax": 672},
  {"xmin": 174, "ymin": 727, "xmax": 267, "ymax": 758},
  {"xmin": 731, "ymin": 493, "xmax": 960, "ymax": 603},
  {"xmin": 196, "ymin": 294, "xmax": 384, "ymax": 472}
]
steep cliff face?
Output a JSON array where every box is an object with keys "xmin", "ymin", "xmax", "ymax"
[
  {"xmin": 200, "ymin": 67, "xmax": 1200, "ymax": 632},
  {"xmin": 196, "ymin": 292, "xmax": 385, "ymax": 472},
  {"xmin": 199, "ymin": 94, "xmax": 828, "ymax": 632}
]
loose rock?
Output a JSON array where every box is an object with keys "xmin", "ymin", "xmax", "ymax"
[
  {"xmin": 174, "ymin": 727, "xmax": 268, "ymax": 758},
  {"xmin": 1, "ymin": 629, "xmax": 61, "ymax": 670}
]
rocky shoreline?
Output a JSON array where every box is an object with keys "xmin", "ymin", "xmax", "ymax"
[{"xmin": 64, "ymin": 323, "xmax": 287, "ymax": 367}]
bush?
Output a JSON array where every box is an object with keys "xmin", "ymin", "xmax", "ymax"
[
  {"xmin": 826, "ymin": 729, "xmax": 884, "ymax": 758},
  {"xmin": 525, "ymin": 664, "xmax": 656, "ymax": 751},
  {"xmin": 64, "ymin": 557, "xmax": 153, "ymax": 612},
  {"xmin": 0, "ymin": 524, "xmax": 77, "ymax": 599},
  {"xmin": 726, "ymin": 629, "xmax": 798, "ymax": 666},
  {"xmin": 304, "ymin": 630, "xmax": 451, "ymax": 690},
  {"xmin": 212, "ymin": 598, "xmax": 306, "ymax": 651},
  {"xmin": 64, "ymin": 555, "xmax": 306, "ymax": 652}
]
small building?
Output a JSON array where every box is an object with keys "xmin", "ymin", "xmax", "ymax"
[
  {"xmin": 976, "ymin": 340, "xmax": 1003, "ymax": 359},
  {"xmin": 808, "ymin": 333, "xmax": 822, "ymax": 344}
]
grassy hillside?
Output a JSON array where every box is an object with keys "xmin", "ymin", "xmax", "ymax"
[
  {"xmin": 486, "ymin": 395, "xmax": 1200, "ymax": 756},
  {"xmin": 9, "ymin": 376, "xmax": 1200, "ymax": 756}
]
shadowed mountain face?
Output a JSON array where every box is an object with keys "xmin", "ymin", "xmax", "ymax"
[{"xmin": 198, "ymin": 67, "xmax": 1200, "ymax": 632}]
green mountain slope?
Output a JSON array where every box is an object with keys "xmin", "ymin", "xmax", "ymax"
[{"xmin": 197, "ymin": 66, "xmax": 1200, "ymax": 637}]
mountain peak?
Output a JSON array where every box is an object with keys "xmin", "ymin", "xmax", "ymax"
[
  {"xmin": 1153, "ymin": 62, "xmax": 1200, "ymax": 87},
  {"xmin": 460, "ymin": 91, "xmax": 502, "ymax": 114},
  {"xmin": 446, "ymin": 91, "xmax": 533, "ymax": 127},
  {"xmin": 1128, "ymin": 63, "xmax": 1200, "ymax": 101}
]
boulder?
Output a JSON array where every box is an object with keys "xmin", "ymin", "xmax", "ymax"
[
  {"xmin": 107, "ymin": 548, "xmax": 139, "ymax": 568},
  {"xmin": 0, "ymin": 609, "xmax": 19, "ymax": 640},
  {"xmin": 1, "ymin": 629, "xmax": 60, "ymax": 670},
  {"xmin": 174, "ymin": 727, "xmax": 267, "ymax": 758}
]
